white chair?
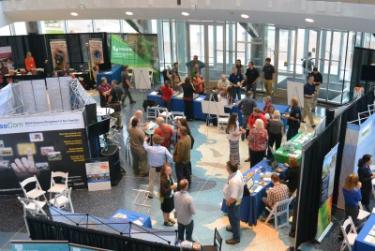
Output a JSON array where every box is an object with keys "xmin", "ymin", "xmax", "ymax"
[
  {"xmin": 157, "ymin": 107, "xmax": 174, "ymax": 124},
  {"xmin": 358, "ymin": 202, "xmax": 370, "ymax": 220},
  {"xmin": 216, "ymin": 101, "xmax": 230, "ymax": 131},
  {"xmin": 17, "ymin": 196, "xmax": 47, "ymax": 216},
  {"xmin": 146, "ymin": 106, "xmax": 158, "ymax": 120},
  {"xmin": 48, "ymin": 171, "xmax": 69, "ymax": 197},
  {"xmin": 265, "ymin": 194, "xmax": 295, "ymax": 229},
  {"xmin": 49, "ymin": 187, "xmax": 74, "ymax": 213},
  {"xmin": 19, "ymin": 176, "xmax": 47, "ymax": 202},
  {"xmin": 340, "ymin": 216, "xmax": 357, "ymax": 251}
]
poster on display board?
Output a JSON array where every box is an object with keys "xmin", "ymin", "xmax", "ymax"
[
  {"xmin": 0, "ymin": 46, "xmax": 12, "ymax": 63},
  {"xmin": 50, "ymin": 40, "xmax": 69, "ymax": 70},
  {"xmin": 85, "ymin": 160, "xmax": 111, "ymax": 191},
  {"xmin": 88, "ymin": 40, "xmax": 104, "ymax": 67},
  {"xmin": 0, "ymin": 111, "xmax": 89, "ymax": 192},
  {"xmin": 316, "ymin": 144, "xmax": 338, "ymax": 242}
]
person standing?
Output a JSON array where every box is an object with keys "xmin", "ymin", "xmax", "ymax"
[
  {"xmin": 186, "ymin": 55, "xmax": 205, "ymax": 77},
  {"xmin": 128, "ymin": 118, "xmax": 148, "ymax": 176},
  {"xmin": 342, "ymin": 173, "xmax": 362, "ymax": 226},
  {"xmin": 262, "ymin": 58, "xmax": 275, "ymax": 96},
  {"xmin": 154, "ymin": 117, "xmax": 174, "ymax": 150},
  {"xmin": 226, "ymin": 114, "xmax": 245, "ymax": 166},
  {"xmin": 268, "ymin": 110, "xmax": 283, "ymax": 150},
  {"xmin": 248, "ymin": 119, "xmax": 268, "ymax": 167},
  {"xmin": 302, "ymin": 75, "xmax": 316, "ymax": 128},
  {"xmin": 181, "ymin": 77, "xmax": 195, "ymax": 121},
  {"xmin": 235, "ymin": 59, "xmax": 244, "ymax": 74},
  {"xmin": 245, "ymin": 61, "xmax": 259, "ymax": 98},
  {"xmin": 302, "ymin": 52, "xmax": 314, "ymax": 76},
  {"xmin": 237, "ymin": 91, "xmax": 257, "ymax": 133},
  {"xmin": 160, "ymin": 81, "xmax": 174, "ymax": 111},
  {"xmin": 174, "ymin": 127, "xmax": 192, "ymax": 184},
  {"xmin": 229, "ymin": 67, "xmax": 244, "ymax": 102},
  {"xmin": 143, "ymin": 134, "xmax": 173, "ymax": 199},
  {"xmin": 353, "ymin": 83, "xmax": 365, "ymax": 99},
  {"xmin": 107, "ymin": 80, "xmax": 124, "ymax": 129},
  {"xmin": 192, "ymin": 72, "xmax": 205, "ymax": 94},
  {"xmin": 223, "ymin": 161, "xmax": 244, "ymax": 245},
  {"xmin": 358, "ymin": 154, "xmax": 375, "ymax": 211},
  {"xmin": 170, "ymin": 62, "xmax": 182, "ymax": 91},
  {"xmin": 121, "ymin": 65, "xmax": 136, "ymax": 105},
  {"xmin": 310, "ymin": 67, "xmax": 322, "ymax": 111},
  {"xmin": 263, "ymin": 96, "xmax": 275, "ymax": 115},
  {"xmin": 248, "ymin": 108, "xmax": 268, "ymax": 130},
  {"xmin": 24, "ymin": 51, "xmax": 36, "ymax": 72},
  {"xmin": 174, "ymin": 179, "xmax": 195, "ymax": 242},
  {"xmin": 285, "ymin": 97, "xmax": 302, "ymax": 140},
  {"xmin": 160, "ymin": 164, "xmax": 177, "ymax": 226}
]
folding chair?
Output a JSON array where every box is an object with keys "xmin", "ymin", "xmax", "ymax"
[
  {"xmin": 48, "ymin": 171, "xmax": 69, "ymax": 199},
  {"xmin": 216, "ymin": 101, "xmax": 230, "ymax": 131},
  {"xmin": 17, "ymin": 196, "xmax": 47, "ymax": 237},
  {"xmin": 49, "ymin": 187, "xmax": 74, "ymax": 213},
  {"xmin": 157, "ymin": 107, "xmax": 174, "ymax": 124},
  {"xmin": 19, "ymin": 176, "xmax": 47, "ymax": 202},
  {"xmin": 201, "ymin": 228, "xmax": 223, "ymax": 251},
  {"xmin": 132, "ymin": 189, "xmax": 152, "ymax": 215},
  {"xmin": 357, "ymin": 202, "xmax": 370, "ymax": 220},
  {"xmin": 265, "ymin": 195, "xmax": 295, "ymax": 229},
  {"xmin": 340, "ymin": 216, "xmax": 357, "ymax": 251},
  {"xmin": 146, "ymin": 106, "xmax": 159, "ymax": 121}
]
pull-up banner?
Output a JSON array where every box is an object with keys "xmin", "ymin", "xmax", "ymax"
[
  {"xmin": 89, "ymin": 39, "xmax": 104, "ymax": 67},
  {"xmin": 50, "ymin": 40, "xmax": 69, "ymax": 70}
]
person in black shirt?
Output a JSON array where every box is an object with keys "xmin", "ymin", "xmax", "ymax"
[
  {"xmin": 310, "ymin": 67, "xmax": 323, "ymax": 111},
  {"xmin": 302, "ymin": 75, "xmax": 316, "ymax": 128},
  {"xmin": 121, "ymin": 65, "xmax": 136, "ymax": 105},
  {"xmin": 358, "ymin": 154, "xmax": 374, "ymax": 211},
  {"xmin": 181, "ymin": 77, "xmax": 195, "ymax": 121},
  {"xmin": 285, "ymin": 97, "xmax": 302, "ymax": 140},
  {"xmin": 245, "ymin": 61, "xmax": 259, "ymax": 98},
  {"xmin": 284, "ymin": 158, "xmax": 299, "ymax": 194},
  {"xmin": 262, "ymin": 58, "xmax": 275, "ymax": 96}
]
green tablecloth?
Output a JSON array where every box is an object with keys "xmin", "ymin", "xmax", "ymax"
[{"xmin": 274, "ymin": 132, "xmax": 314, "ymax": 164}]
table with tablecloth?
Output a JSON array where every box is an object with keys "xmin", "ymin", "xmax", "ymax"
[
  {"xmin": 111, "ymin": 208, "xmax": 152, "ymax": 229},
  {"xmin": 146, "ymin": 91, "xmax": 206, "ymax": 120},
  {"xmin": 353, "ymin": 213, "xmax": 375, "ymax": 251},
  {"xmin": 274, "ymin": 132, "xmax": 314, "ymax": 164},
  {"xmin": 221, "ymin": 159, "xmax": 287, "ymax": 226}
]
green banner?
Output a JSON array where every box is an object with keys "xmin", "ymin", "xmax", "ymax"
[{"xmin": 110, "ymin": 34, "xmax": 150, "ymax": 68}]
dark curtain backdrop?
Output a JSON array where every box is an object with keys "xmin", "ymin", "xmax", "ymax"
[
  {"xmin": 351, "ymin": 47, "xmax": 375, "ymax": 99},
  {"xmin": 27, "ymin": 216, "xmax": 180, "ymax": 251},
  {"xmin": 0, "ymin": 33, "xmax": 111, "ymax": 71}
]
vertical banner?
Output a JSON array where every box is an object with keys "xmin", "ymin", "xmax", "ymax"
[
  {"xmin": 50, "ymin": 40, "xmax": 69, "ymax": 70},
  {"xmin": 85, "ymin": 161, "xmax": 111, "ymax": 191},
  {"xmin": 316, "ymin": 144, "xmax": 338, "ymax": 242},
  {"xmin": 88, "ymin": 40, "xmax": 104, "ymax": 67}
]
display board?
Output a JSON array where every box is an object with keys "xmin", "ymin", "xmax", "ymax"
[
  {"xmin": 85, "ymin": 161, "xmax": 111, "ymax": 191},
  {"xmin": 0, "ymin": 111, "xmax": 89, "ymax": 191},
  {"xmin": 287, "ymin": 80, "xmax": 304, "ymax": 108},
  {"xmin": 316, "ymin": 144, "xmax": 338, "ymax": 242},
  {"xmin": 50, "ymin": 40, "xmax": 69, "ymax": 70}
]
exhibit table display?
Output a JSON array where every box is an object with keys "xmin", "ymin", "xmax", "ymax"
[
  {"xmin": 353, "ymin": 213, "xmax": 375, "ymax": 251},
  {"xmin": 221, "ymin": 160, "xmax": 287, "ymax": 226},
  {"xmin": 274, "ymin": 132, "xmax": 314, "ymax": 164},
  {"xmin": 111, "ymin": 209, "xmax": 152, "ymax": 229}
]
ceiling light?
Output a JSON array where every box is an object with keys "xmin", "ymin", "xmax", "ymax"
[
  {"xmin": 70, "ymin": 12, "xmax": 79, "ymax": 17},
  {"xmin": 181, "ymin": 11, "xmax": 190, "ymax": 17},
  {"xmin": 241, "ymin": 14, "xmax": 249, "ymax": 19},
  {"xmin": 305, "ymin": 18, "xmax": 314, "ymax": 23},
  {"xmin": 125, "ymin": 11, "xmax": 134, "ymax": 16}
]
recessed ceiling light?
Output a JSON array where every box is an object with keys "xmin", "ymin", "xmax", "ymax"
[
  {"xmin": 241, "ymin": 14, "xmax": 249, "ymax": 19},
  {"xmin": 305, "ymin": 18, "xmax": 314, "ymax": 23},
  {"xmin": 125, "ymin": 11, "xmax": 134, "ymax": 16},
  {"xmin": 181, "ymin": 11, "xmax": 190, "ymax": 16},
  {"xmin": 70, "ymin": 12, "xmax": 79, "ymax": 17}
]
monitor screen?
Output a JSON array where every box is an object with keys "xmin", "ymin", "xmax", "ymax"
[
  {"xmin": 361, "ymin": 65, "xmax": 375, "ymax": 81},
  {"xmin": 88, "ymin": 117, "xmax": 110, "ymax": 137}
]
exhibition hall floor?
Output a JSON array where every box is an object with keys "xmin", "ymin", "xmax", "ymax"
[{"xmin": 0, "ymin": 90, "xmax": 346, "ymax": 251}]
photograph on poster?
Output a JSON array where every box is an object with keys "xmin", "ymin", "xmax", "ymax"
[
  {"xmin": 0, "ymin": 147, "xmax": 13, "ymax": 156},
  {"xmin": 0, "ymin": 160, "xmax": 9, "ymax": 168},
  {"xmin": 47, "ymin": 151, "xmax": 62, "ymax": 161},
  {"xmin": 29, "ymin": 132, "xmax": 44, "ymax": 142},
  {"xmin": 17, "ymin": 143, "xmax": 36, "ymax": 155},
  {"xmin": 40, "ymin": 146, "xmax": 55, "ymax": 156},
  {"xmin": 35, "ymin": 162, "xmax": 49, "ymax": 171}
]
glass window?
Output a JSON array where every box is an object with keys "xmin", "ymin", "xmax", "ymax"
[
  {"xmin": 121, "ymin": 20, "xmax": 138, "ymax": 33},
  {"xmin": 296, "ymin": 29, "xmax": 305, "ymax": 74},
  {"xmin": 13, "ymin": 22, "xmax": 27, "ymax": 35},
  {"xmin": 0, "ymin": 25, "xmax": 11, "ymax": 36},
  {"xmin": 189, "ymin": 24, "xmax": 205, "ymax": 62},
  {"xmin": 162, "ymin": 21, "xmax": 172, "ymax": 67},
  {"xmin": 265, "ymin": 25, "xmax": 275, "ymax": 64},
  {"xmin": 226, "ymin": 22, "xmax": 235, "ymax": 74},
  {"xmin": 94, "ymin": 19, "xmax": 120, "ymax": 33},
  {"xmin": 151, "ymin": 20, "xmax": 157, "ymax": 34},
  {"xmin": 39, "ymin": 20, "xmax": 65, "ymax": 34},
  {"xmin": 66, "ymin": 20, "xmax": 93, "ymax": 33}
]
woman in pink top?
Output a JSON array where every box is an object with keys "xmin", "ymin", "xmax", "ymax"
[{"xmin": 248, "ymin": 119, "xmax": 268, "ymax": 167}]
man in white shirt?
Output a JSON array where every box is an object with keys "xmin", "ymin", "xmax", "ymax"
[{"xmin": 223, "ymin": 161, "xmax": 244, "ymax": 245}]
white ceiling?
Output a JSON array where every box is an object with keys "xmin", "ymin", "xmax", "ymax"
[{"xmin": 1, "ymin": 0, "xmax": 375, "ymax": 33}]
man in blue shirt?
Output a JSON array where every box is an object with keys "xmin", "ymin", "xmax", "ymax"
[
  {"xmin": 229, "ymin": 67, "xmax": 244, "ymax": 102},
  {"xmin": 302, "ymin": 75, "xmax": 316, "ymax": 128}
]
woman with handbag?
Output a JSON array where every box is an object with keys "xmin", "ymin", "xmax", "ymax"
[
  {"xmin": 143, "ymin": 134, "xmax": 173, "ymax": 199},
  {"xmin": 160, "ymin": 164, "xmax": 177, "ymax": 226}
]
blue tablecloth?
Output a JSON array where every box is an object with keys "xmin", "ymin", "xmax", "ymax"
[
  {"xmin": 111, "ymin": 209, "xmax": 152, "ymax": 229},
  {"xmin": 146, "ymin": 92, "xmax": 206, "ymax": 120},
  {"xmin": 96, "ymin": 65, "xmax": 123, "ymax": 85},
  {"xmin": 353, "ymin": 214, "xmax": 375, "ymax": 251},
  {"xmin": 221, "ymin": 160, "xmax": 287, "ymax": 226}
]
